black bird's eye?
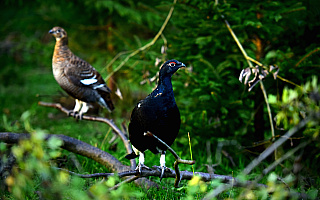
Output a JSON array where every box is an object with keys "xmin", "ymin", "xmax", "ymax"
[
  {"xmin": 169, "ymin": 62, "xmax": 176, "ymax": 67},
  {"xmin": 56, "ymin": 29, "xmax": 61, "ymax": 33}
]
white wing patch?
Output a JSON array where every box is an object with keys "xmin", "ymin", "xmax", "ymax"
[
  {"xmin": 80, "ymin": 77, "xmax": 98, "ymax": 85},
  {"xmin": 93, "ymin": 84, "xmax": 105, "ymax": 89}
]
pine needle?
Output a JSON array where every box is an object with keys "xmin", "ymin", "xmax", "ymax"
[
  {"xmin": 188, "ymin": 132, "xmax": 195, "ymax": 175},
  {"xmin": 100, "ymin": 127, "xmax": 112, "ymax": 149}
]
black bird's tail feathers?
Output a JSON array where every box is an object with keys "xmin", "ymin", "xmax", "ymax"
[{"xmin": 125, "ymin": 152, "xmax": 139, "ymax": 160}]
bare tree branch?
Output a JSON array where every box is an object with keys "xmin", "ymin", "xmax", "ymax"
[
  {"xmin": 0, "ymin": 132, "xmax": 157, "ymax": 189},
  {"xmin": 38, "ymin": 101, "xmax": 136, "ymax": 169},
  {"xmin": 0, "ymin": 132, "xmax": 268, "ymax": 189},
  {"xmin": 55, "ymin": 166, "xmax": 267, "ymax": 189}
]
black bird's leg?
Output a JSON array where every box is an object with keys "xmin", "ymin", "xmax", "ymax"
[
  {"xmin": 160, "ymin": 151, "xmax": 166, "ymax": 180},
  {"xmin": 135, "ymin": 151, "xmax": 151, "ymax": 173}
]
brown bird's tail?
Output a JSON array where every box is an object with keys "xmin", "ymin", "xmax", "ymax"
[{"xmin": 98, "ymin": 90, "xmax": 115, "ymax": 112}]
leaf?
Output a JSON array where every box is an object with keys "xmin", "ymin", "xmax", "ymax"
[
  {"xmin": 47, "ymin": 136, "xmax": 63, "ymax": 149},
  {"xmin": 268, "ymin": 94, "xmax": 277, "ymax": 104}
]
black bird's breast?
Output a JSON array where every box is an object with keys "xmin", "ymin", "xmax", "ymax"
[{"xmin": 128, "ymin": 93, "xmax": 181, "ymax": 154}]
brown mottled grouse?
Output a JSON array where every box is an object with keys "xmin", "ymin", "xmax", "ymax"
[{"xmin": 49, "ymin": 26, "xmax": 114, "ymax": 119}]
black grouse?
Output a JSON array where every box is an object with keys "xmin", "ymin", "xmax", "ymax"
[
  {"xmin": 49, "ymin": 27, "xmax": 114, "ymax": 119},
  {"xmin": 125, "ymin": 59, "xmax": 185, "ymax": 179}
]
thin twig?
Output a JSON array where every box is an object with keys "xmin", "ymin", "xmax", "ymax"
[
  {"xmin": 257, "ymin": 140, "xmax": 310, "ymax": 182},
  {"xmin": 109, "ymin": 176, "xmax": 140, "ymax": 191},
  {"xmin": 145, "ymin": 131, "xmax": 195, "ymax": 187},
  {"xmin": 188, "ymin": 132, "xmax": 195, "ymax": 175},
  {"xmin": 222, "ymin": 15, "xmax": 253, "ymax": 68},
  {"xmin": 276, "ymin": 75, "xmax": 302, "ymax": 88},
  {"xmin": 260, "ymin": 81, "xmax": 276, "ymax": 155},
  {"xmin": 103, "ymin": 50, "xmax": 134, "ymax": 73},
  {"xmin": 53, "ymin": 167, "xmax": 115, "ymax": 178},
  {"xmin": 105, "ymin": 0, "xmax": 177, "ymax": 81},
  {"xmin": 243, "ymin": 117, "xmax": 310, "ymax": 175},
  {"xmin": 295, "ymin": 47, "xmax": 320, "ymax": 67}
]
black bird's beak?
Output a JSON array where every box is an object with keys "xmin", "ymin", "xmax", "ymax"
[
  {"xmin": 179, "ymin": 62, "xmax": 186, "ymax": 68},
  {"xmin": 48, "ymin": 29, "xmax": 54, "ymax": 34}
]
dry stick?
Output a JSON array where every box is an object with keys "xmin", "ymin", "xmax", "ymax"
[
  {"xmin": 276, "ymin": 75, "xmax": 302, "ymax": 88},
  {"xmin": 247, "ymin": 55, "xmax": 302, "ymax": 90},
  {"xmin": 103, "ymin": 50, "xmax": 134, "ymax": 73},
  {"xmin": 295, "ymin": 47, "xmax": 320, "ymax": 67},
  {"xmin": 223, "ymin": 16, "xmax": 276, "ymax": 155},
  {"xmin": 145, "ymin": 131, "xmax": 195, "ymax": 187},
  {"xmin": 256, "ymin": 140, "xmax": 310, "ymax": 183},
  {"xmin": 105, "ymin": 0, "xmax": 177, "ymax": 81},
  {"xmin": 246, "ymin": 47, "xmax": 301, "ymax": 89},
  {"xmin": 240, "ymin": 140, "xmax": 311, "ymax": 199},
  {"xmin": 223, "ymin": 16, "xmax": 253, "ymax": 69},
  {"xmin": 203, "ymin": 117, "xmax": 310, "ymax": 199},
  {"xmin": 260, "ymin": 82, "xmax": 275, "ymax": 143},
  {"xmin": 37, "ymin": 101, "xmax": 136, "ymax": 169}
]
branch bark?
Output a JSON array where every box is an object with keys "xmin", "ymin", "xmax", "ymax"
[{"xmin": 0, "ymin": 132, "xmax": 157, "ymax": 189}]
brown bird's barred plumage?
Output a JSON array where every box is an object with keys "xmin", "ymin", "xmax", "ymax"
[{"xmin": 49, "ymin": 26, "xmax": 114, "ymax": 119}]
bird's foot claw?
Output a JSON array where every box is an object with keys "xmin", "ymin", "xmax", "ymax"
[
  {"xmin": 135, "ymin": 164, "xmax": 151, "ymax": 174},
  {"xmin": 68, "ymin": 110, "xmax": 77, "ymax": 117},
  {"xmin": 68, "ymin": 111, "xmax": 83, "ymax": 120},
  {"xmin": 160, "ymin": 166, "xmax": 167, "ymax": 181},
  {"xmin": 153, "ymin": 166, "xmax": 169, "ymax": 180}
]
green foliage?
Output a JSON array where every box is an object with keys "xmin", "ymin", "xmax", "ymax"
[
  {"xmin": 1, "ymin": 0, "xmax": 320, "ymax": 199},
  {"xmin": 1, "ymin": 130, "xmax": 143, "ymax": 199},
  {"xmin": 269, "ymin": 76, "xmax": 320, "ymax": 130}
]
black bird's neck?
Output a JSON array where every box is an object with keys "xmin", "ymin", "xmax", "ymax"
[{"xmin": 152, "ymin": 75, "xmax": 174, "ymax": 98}]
